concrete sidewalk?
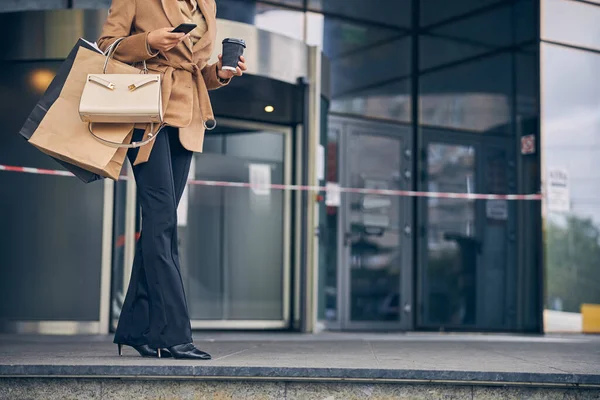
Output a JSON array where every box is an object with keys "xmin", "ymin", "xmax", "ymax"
[
  {"xmin": 1, "ymin": 332, "xmax": 599, "ymax": 383},
  {"xmin": 0, "ymin": 333, "xmax": 599, "ymax": 399}
]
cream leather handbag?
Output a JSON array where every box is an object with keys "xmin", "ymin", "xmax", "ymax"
[{"xmin": 79, "ymin": 37, "xmax": 163, "ymax": 148}]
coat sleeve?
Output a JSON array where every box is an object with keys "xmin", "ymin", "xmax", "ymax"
[
  {"xmin": 97, "ymin": 0, "xmax": 158, "ymax": 63},
  {"xmin": 201, "ymin": 0, "xmax": 231, "ymax": 91},
  {"xmin": 202, "ymin": 63, "xmax": 230, "ymax": 90}
]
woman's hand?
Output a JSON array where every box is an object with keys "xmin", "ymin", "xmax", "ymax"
[
  {"xmin": 217, "ymin": 55, "xmax": 248, "ymax": 79},
  {"xmin": 147, "ymin": 28, "xmax": 189, "ymax": 52}
]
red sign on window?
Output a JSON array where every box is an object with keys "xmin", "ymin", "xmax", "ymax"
[{"xmin": 521, "ymin": 134, "xmax": 535, "ymax": 155}]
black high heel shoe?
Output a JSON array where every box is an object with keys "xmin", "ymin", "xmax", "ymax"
[
  {"xmin": 117, "ymin": 343, "xmax": 172, "ymax": 358},
  {"xmin": 159, "ymin": 343, "xmax": 211, "ymax": 360}
]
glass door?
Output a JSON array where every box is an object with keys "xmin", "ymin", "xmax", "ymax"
[
  {"xmin": 339, "ymin": 120, "xmax": 413, "ymax": 330},
  {"xmin": 111, "ymin": 119, "xmax": 294, "ymax": 330},
  {"xmin": 418, "ymin": 130, "xmax": 517, "ymax": 330},
  {"xmin": 179, "ymin": 120, "xmax": 293, "ymax": 329}
]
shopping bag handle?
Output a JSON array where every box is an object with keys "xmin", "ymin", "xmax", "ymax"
[
  {"xmin": 88, "ymin": 123, "xmax": 162, "ymax": 149},
  {"xmin": 103, "ymin": 37, "xmax": 148, "ymax": 74}
]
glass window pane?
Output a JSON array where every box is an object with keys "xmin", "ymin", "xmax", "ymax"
[
  {"xmin": 515, "ymin": 0, "xmax": 537, "ymax": 44},
  {"xmin": 308, "ymin": 14, "xmax": 411, "ymax": 122},
  {"xmin": 73, "ymin": 0, "xmax": 110, "ymax": 8},
  {"xmin": 254, "ymin": 2, "xmax": 305, "ymax": 41},
  {"xmin": 331, "ymin": 79, "xmax": 411, "ymax": 123},
  {"xmin": 319, "ymin": 108, "xmax": 338, "ymax": 322},
  {"xmin": 420, "ymin": 35, "xmax": 489, "ymax": 71},
  {"xmin": 421, "ymin": 1, "xmax": 535, "ymax": 70},
  {"xmin": 181, "ymin": 129, "xmax": 287, "ymax": 321},
  {"xmin": 217, "ymin": 0, "xmax": 258, "ymax": 24},
  {"xmin": 420, "ymin": 0, "xmax": 505, "ymax": 27},
  {"xmin": 542, "ymin": 43, "xmax": 600, "ymax": 316},
  {"xmin": 347, "ymin": 133, "xmax": 404, "ymax": 322},
  {"xmin": 0, "ymin": 60, "xmax": 105, "ymax": 321},
  {"xmin": 420, "ymin": 53, "xmax": 512, "ymax": 133},
  {"xmin": 331, "ymin": 36, "xmax": 410, "ymax": 97},
  {"xmin": 0, "ymin": 0, "xmax": 66, "ymax": 12},
  {"xmin": 423, "ymin": 142, "xmax": 476, "ymax": 325},
  {"xmin": 308, "ymin": 0, "xmax": 411, "ymax": 29},
  {"xmin": 265, "ymin": 0, "xmax": 303, "ymax": 7},
  {"xmin": 542, "ymin": 0, "xmax": 600, "ymax": 51},
  {"xmin": 218, "ymin": 1, "xmax": 305, "ymax": 40},
  {"xmin": 516, "ymin": 46, "xmax": 538, "ymax": 121}
]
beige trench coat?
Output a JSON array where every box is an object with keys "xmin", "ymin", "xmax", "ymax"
[{"xmin": 97, "ymin": 0, "xmax": 229, "ymax": 164}]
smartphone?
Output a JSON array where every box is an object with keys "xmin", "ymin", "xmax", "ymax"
[{"xmin": 171, "ymin": 23, "xmax": 197, "ymax": 34}]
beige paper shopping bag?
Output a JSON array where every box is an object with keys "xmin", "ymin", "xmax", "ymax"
[{"xmin": 29, "ymin": 46, "xmax": 142, "ymax": 180}]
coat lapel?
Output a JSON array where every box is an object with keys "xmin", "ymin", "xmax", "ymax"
[
  {"xmin": 161, "ymin": 0, "xmax": 186, "ymax": 28},
  {"xmin": 193, "ymin": 0, "xmax": 216, "ymax": 54}
]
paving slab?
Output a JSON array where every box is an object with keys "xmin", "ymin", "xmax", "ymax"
[{"xmin": 0, "ymin": 333, "xmax": 599, "ymax": 387}]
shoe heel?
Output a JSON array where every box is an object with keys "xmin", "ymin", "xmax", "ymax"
[
  {"xmin": 158, "ymin": 348, "xmax": 161, "ymax": 358},
  {"xmin": 117, "ymin": 344, "xmax": 123, "ymax": 356}
]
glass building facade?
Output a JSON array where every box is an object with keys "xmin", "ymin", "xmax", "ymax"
[
  {"xmin": 541, "ymin": 0, "xmax": 600, "ymax": 330},
  {"xmin": 1, "ymin": 0, "xmax": 596, "ymax": 334}
]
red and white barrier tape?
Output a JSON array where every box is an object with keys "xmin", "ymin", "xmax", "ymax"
[{"xmin": 0, "ymin": 164, "xmax": 543, "ymax": 201}]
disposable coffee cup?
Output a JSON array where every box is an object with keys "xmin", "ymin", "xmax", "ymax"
[{"xmin": 221, "ymin": 38, "xmax": 246, "ymax": 72}]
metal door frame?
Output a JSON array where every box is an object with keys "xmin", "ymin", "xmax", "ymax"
[
  {"xmin": 418, "ymin": 129, "xmax": 515, "ymax": 330},
  {"xmin": 337, "ymin": 117, "xmax": 414, "ymax": 331}
]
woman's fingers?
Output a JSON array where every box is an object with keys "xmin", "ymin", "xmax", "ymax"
[{"xmin": 238, "ymin": 60, "xmax": 247, "ymax": 72}]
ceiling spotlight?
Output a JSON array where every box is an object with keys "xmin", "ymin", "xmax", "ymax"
[{"xmin": 264, "ymin": 105, "xmax": 275, "ymax": 113}]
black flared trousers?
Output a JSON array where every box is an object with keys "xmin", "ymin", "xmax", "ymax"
[{"xmin": 114, "ymin": 127, "xmax": 193, "ymax": 349}]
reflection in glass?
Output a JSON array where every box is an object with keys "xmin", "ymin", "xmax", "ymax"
[
  {"xmin": 307, "ymin": 13, "xmax": 411, "ymax": 122},
  {"xmin": 254, "ymin": 2, "xmax": 305, "ymax": 41},
  {"xmin": 420, "ymin": 0, "xmax": 504, "ymax": 27},
  {"xmin": 420, "ymin": 53, "xmax": 511, "ymax": 133},
  {"xmin": 331, "ymin": 78, "xmax": 411, "ymax": 123},
  {"xmin": 178, "ymin": 129, "xmax": 286, "ymax": 321},
  {"xmin": 542, "ymin": 43, "xmax": 600, "ymax": 314},
  {"xmin": 479, "ymin": 147, "xmax": 512, "ymax": 328},
  {"xmin": 542, "ymin": 0, "xmax": 600, "ymax": 52},
  {"xmin": 74, "ymin": 0, "xmax": 111, "ymax": 8},
  {"xmin": 515, "ymin": 47, "xmax": 538, "ymax": 120},
  {"xmin": 216, "ymin": 0, "xmax": 306, "ymax": 40},
  {"xmin": 307, "ymin": 0, "xmax": 411, "ymax": 28},
  {"xmin": 215, "ymin": 0, "xmax": 257, "ymax": 24},
  {"xmin": 319, "ymin": 106, "xmax": 338, "ymax": 322},
  {"xmin": 110, "ymin": 179, "xmax": 128, "ymax": 330},
  {"xmin": 420, "ymin": 2, "xmax": 527, "ymax": 70},
  {"xmin": 265, "ymin": 0, "xmax": 304, "ymax": 7},
  {"xmin": 347, "ymin": 133, "xmax": 403, "ymax": 322},
  {"xmin": 0, "ymin": 61, "xmax": 105, "ymax": 321},
  {"xmin": 424, "ymin": 143, "xmax": 476, "ymax": 325},
  {"xmin": 330, "ymin": 36, "xmax": 410, "ymax": 98}
]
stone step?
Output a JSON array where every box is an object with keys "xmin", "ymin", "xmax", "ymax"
[{"xmin": 1, "ymin": 377, "xmax": 599, "ymax": 400}]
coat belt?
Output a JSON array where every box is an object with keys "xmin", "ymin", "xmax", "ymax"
[
  {"xmin": 132, "ymin": 60, "xmax": 215, "ymax": 166},
  {"xmin": 151, "ymin": 60, "xmax": 216, "ymax": 128}
]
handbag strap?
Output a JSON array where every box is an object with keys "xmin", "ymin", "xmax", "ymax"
[
  {"xmin": 88, "ymin": 123, "xmax": 162, "ymax": 149},
  {"xmin": 103, "ymin": 37, "xmax": 148, "ymax": 74}
]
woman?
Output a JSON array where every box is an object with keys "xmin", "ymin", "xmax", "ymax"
[{"xmin": 97, "ymin": 0, "xmax": 247, "ymax": 360}]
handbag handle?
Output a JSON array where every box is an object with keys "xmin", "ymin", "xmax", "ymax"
[
  {"xmin": 88, "ymin": 122, "xmax": 162, "ymax": 149},
  {"xmin": 103, "ymin": 37, "xmax": 148, "ymax": 74}
]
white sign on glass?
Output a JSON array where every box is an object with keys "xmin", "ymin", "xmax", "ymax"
[
  {"xmin": 249, "ymin": 164, "xmax": 271, "ymax": 196},
  {"xmin": 547, "ymin": 167, "xmax": 570, "ymax": 212}
]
